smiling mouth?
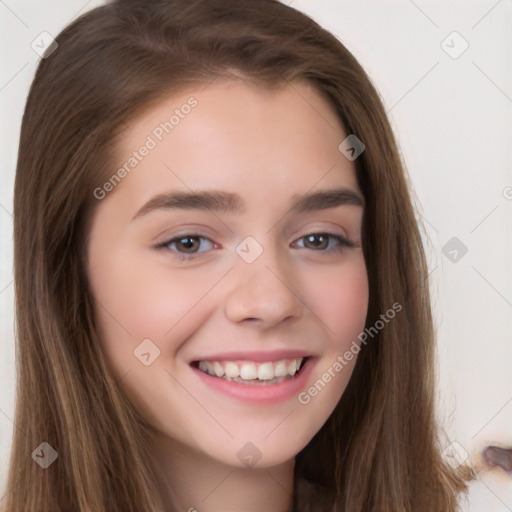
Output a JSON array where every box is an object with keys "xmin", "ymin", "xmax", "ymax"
[{"xmin": 190, "ymin": 356, "xmax": 310, "ymax": 385}]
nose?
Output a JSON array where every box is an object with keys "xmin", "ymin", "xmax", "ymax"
[{"xmin": 224, "ymin": 243, "xmax": 304, "ymax": 328}]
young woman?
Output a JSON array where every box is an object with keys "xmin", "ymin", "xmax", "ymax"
[{"xmin": 3, "ymin": 0, "xmax": 475, "ymax": 510}]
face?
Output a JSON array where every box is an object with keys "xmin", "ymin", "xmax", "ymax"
[{"xmin": 86, "ymin": 79, "xmax": 368, "ymax": 469}]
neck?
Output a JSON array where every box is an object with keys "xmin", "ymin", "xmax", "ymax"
[{"xmin": 150, "ymin": 433, "xmax": 295, "ymax": 512}]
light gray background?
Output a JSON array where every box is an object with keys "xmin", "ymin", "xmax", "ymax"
[{"xmin": 1, "ymin": 1, "xmax": 511, "ymax": 510}]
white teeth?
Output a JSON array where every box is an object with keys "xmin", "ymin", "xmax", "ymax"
[
  {"xmin": 240, "ymin": 363, "xmax": 258, "ymax": 380},
  {"xmin": 274, "ymin": 361, "xmax": 288, "ymax": 377},
  {"xmin": 196, "ymin": 357, "xmax": 305, "ymax": 382},
  {"xmin": 224, "ymin": 361, "xmax": 240, "ymax": 378},
  {"xmin": 257, "ymin": 362, "xmax": 275, "ymax": 381},
  {"xmin": 212, "ymin": 361, "xmax": 225, "ymax": 378}
]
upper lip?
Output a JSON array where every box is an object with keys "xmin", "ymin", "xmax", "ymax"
[{"xmin": 190, "ymin": 349, "xmax": 314, "ymax": 364}]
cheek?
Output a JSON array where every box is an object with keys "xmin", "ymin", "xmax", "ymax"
[
  {"xmin": 90, "ymin": 248, "xmax": 176, "ymax": 333},
  {"xmin": 88, "ymin": 248, "xmax": 220, "ymax": 367},
  {"xmin": 87, "ymin": 252, "xmax": 216, "ymax": 426},
  {"xmin": 303, "ymin": 259, "xmax": 369, "ymax": 342},
  {"xmin": 294, "ymin": 262, "xmax": 367, "ymax": 415},
  {"xmin": 121, "ymin": 262, "xmax": 228, "ymax": 342}
]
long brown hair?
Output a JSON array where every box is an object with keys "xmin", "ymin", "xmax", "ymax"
[{"xmin": 3, "ymin": 0, "xmax": 475, "ymax": 510}]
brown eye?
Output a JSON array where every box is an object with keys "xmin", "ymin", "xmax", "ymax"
[
  {"xmin": 175, "ymin": 236, "xmax": 201, "ymax": 253},
  {"xmin": 294, "ymin": 232, "xmax": 355, "ymax": 252},
  {"xmin": 156, "ymin": 234, "xmax": 216, "ymax": 261},
  {"xmin": 303, "ymin": 234, "xmax": 329, "ymax": 250}
]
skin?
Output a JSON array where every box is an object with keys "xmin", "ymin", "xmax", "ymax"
[{"xmin": 86, "ymin": 79, "xmax": 369, "ymax": 512}]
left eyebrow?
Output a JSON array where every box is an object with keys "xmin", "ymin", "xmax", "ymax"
[
  {"xmin": 131, "ymin": 187, "xmax": 364, "ymax": 221},
  {"xmin": 290, "ymin": 188, "xmax": 364, "ymax": 212}
]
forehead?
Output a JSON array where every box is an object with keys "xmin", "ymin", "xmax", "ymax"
[{"xmin": 106, "ymin": 79, "xmax": 359, "ymax": 211}]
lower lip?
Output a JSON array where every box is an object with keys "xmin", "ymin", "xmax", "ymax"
[{"xmin": 190, "ymin": 358, "xmax": 317, "ymax": 405}]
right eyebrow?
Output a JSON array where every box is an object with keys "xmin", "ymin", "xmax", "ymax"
[{"xmin": 132, "ymin": 190, "xmax": 246, "ymax": 220}]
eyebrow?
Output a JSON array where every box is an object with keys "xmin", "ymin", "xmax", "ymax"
[{"xmin": 131, "ymin": 187, "xmax": 364, "ymax": 220}]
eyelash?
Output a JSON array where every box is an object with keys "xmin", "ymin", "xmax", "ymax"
[{"xmin": 155, "ymin": 232, "xmax": 357, "ymax": 262}]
